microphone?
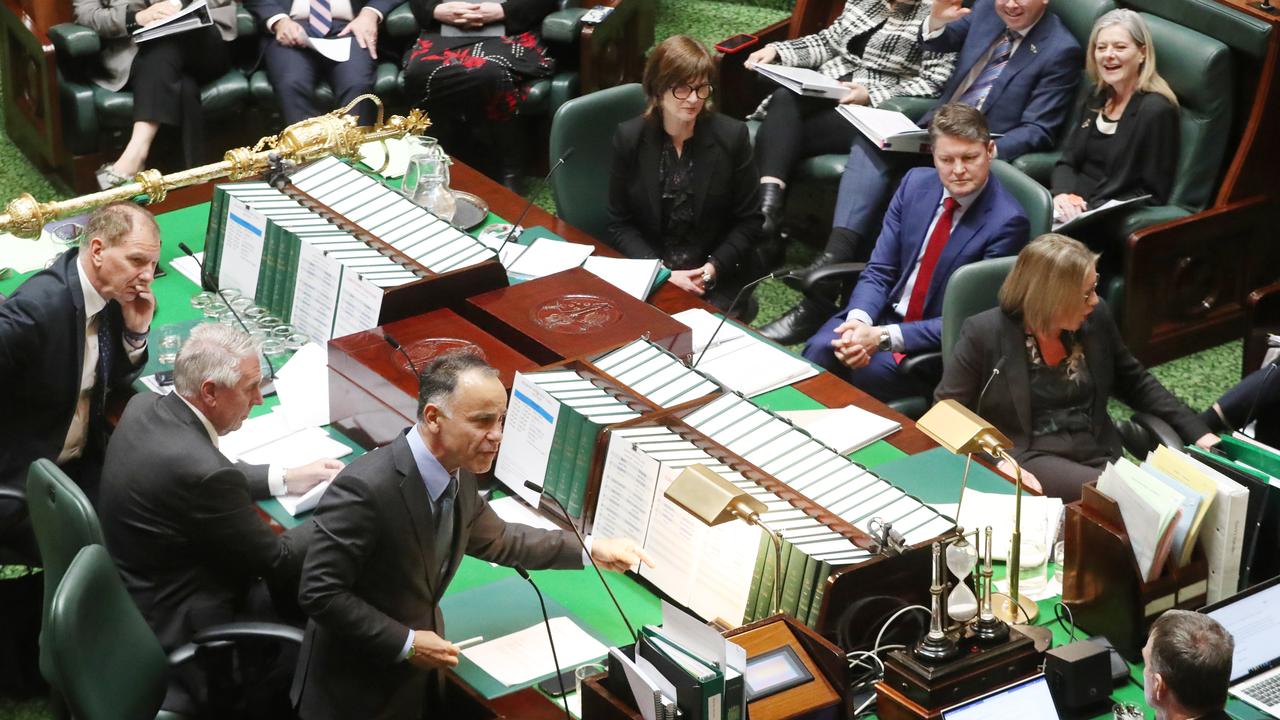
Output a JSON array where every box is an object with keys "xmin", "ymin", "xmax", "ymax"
[
  {"xmin": 178, "ymin": 242, "xmax": 278, "ymax": 382},
  {"xmin": 513, "ymin": 564, "xmax": 572, "ymax": 720},
  {"xmin": 691, "ymin": 271, "xmax": 776, "ymax": 369},
  {"xmin": 382, "ymin": 332, "xmax": 420, "ymax": 378},
  {"xmin": 523, "ymin": 480, "xmax": 637, "ymax": 642},
  {"xmin": 975, "ymin": 355, "xmax": 1007, "ymax": 416},
  {"xmin": 493, "ymin": 148, "xmax": 575, "ymax": 265}
]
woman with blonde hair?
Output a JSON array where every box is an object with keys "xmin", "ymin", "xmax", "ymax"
[
  {"xmin": 935, "ymin": 234, "xmax": 1215, "ymax": 501},
  {"xmin": 1052, "ymin": 9, "xmax": 1179, "ymax": 225},
  {"xmin": 607, "ymin": 35, "xmax": 764, "ymax": 317}
]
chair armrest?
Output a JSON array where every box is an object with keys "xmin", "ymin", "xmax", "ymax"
[
  {"xmin": 168, "ymin": 622, "xmax": 305, "ymax": 667},
  {"xmin": 49, "ymin": 23, "xmax": 101, "ymax": 59},
  {"xmin": 899, "ymin": 351, "xmax": 941, "ymax": 384},
  {"xmin": 1117, "ymin": 205, "xmax": 1192, "ymax": 238},
  {"xmin": 575, "ymin": 0, "xmax": 653, "ymax": 93},
  {"xmin": 384, "ymin": 2, "xmax": 419, "ymax": 39},
  {"xmin": 543, "ymin": 7, "xmax": 587, "ymax": 45},
  {"xmin": 1131, "ymin": 412, "xmax": 1184, "ymax": 449},
  {"xmin": 878, "ymin": 96, "xmax": 933, "ymax": 122},
  {"xmin": 798, "ymin": 261, "xmax": 866, "ymax": 291},
  {"xmin": 1011, "ymin": 151, "xmax": 1059, "ymax": 187},
  {"xmin": 0, "ymin": 487, "xmax": 25, "ymax": 504},
  {"xmin": 1115, "ymin": 412, "xmax": 1183, "ymax": 457}
]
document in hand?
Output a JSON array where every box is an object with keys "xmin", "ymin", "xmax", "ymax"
[
  {"xmin": 752, "ymin": 63, "xmax": 848, "ymax": 100},
  {"xmin": 836, "ymin": 104, "xmax": 932, "ymax": 153},
  {"xmin": 1097, "ymin": 459, "xmax": 1185, "ymax": 582},
  {"xmin": 132, "ymin": 0, "xmax": 212, "ymax": 42},
  {"xmin": 1052, "ymin": 195, "xmax": 1151, "ymax": 232}
]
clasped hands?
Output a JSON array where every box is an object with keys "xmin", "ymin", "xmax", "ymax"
[
  {"xmin": 434, "ymin": 1, "xmax": 504, "ymax": 29},
  {"xmin": 406, "ymin": 536, "xmax": 653, "ymax": 670},
  {"xmin": 830, "ymin": 318, "xmax": 882, "ymax": 370}
]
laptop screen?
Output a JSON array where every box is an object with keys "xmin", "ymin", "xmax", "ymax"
[
  {"xmin": 1205, "ymin": 580, "xmax": 1280, "ymax": 682},
  {"xmin": 943, "ymin": 676, "xmax": 1059, "ymax": 720}
]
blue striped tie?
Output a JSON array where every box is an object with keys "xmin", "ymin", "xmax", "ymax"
[
  {"xmin": 957, "ymin": 30, "xmax": 1017, "ymax": 111},
  {"xmin": 307, "ymin": 0, "xmax": 332, "ymax": 37}
]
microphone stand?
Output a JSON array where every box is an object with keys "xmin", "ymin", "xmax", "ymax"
[
  {"xmin": 178, "ymin": 242, "xmax": 277, "ymax": 382},
  {"xmin": 523, "ymin": 480, "xmax": 637, "ymax": 643},
  {"xmin": 514, "ymin": 564, "xmax": 572, "ymax": 720},
  {"xmin": 493, "ymin": 149, "xmax": 575, "ymax": 265},
  {"xmin": 382, "ymin": 332, "xmax": 421, "ymax": 378},
  {"xmin": 691, "ymin": 272, "xmax": 775, "ymax": 369}
]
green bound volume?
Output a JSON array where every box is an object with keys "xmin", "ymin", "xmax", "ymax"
[
  {"xmin": 806, "ymin": 562, "xmax": 832, "ymax": 628},
  {"xmin": 779, "ymin": 542, "xmax": 808, "ymax": 617},
  {"xmin": 794, "ymin": 551, "xmax": 821, "ymax": 624},
  {"xmin": 743, "ymin": 531, "xmax": 771, "ymax": 624},
  {"xmin": 554, "ymin": 404, "xmax": 584, "ymax": 512}
]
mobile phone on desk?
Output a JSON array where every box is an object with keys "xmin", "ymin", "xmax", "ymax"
[
  {"xmin": 536, "ymin": 668, "xmax": 578, "ymax": 697},
  {"xmin": 716, "ymin": 32, "xmax": 758, "ymax": 54},
  {"xmin": 580, "ymin": 5, "xmax": 613, "ymax": 24}
]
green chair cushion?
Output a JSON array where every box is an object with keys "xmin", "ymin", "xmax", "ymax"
[
  {"xmin": 1116, "ymin": 204, "xmax": 1192, "ymax": 238},
  {"xmin": 795, "ymin": 153, "xmax": 846, "ymax": 183},
  {"xmin": 374, "ymin": 62, "xmax": 400, "ymax": 98},
  {"xmin": 235, "ymin": 6, "xmax": 255, "ymax": 37},
  {"xmin": 887, "ymin": 396, "xmax": 929, "ymax": 421},
  {"xmin": 1048, "ymin": 0, "xmax": 1116, "ymax": 45},
  {"xmin": 523, "ymin": 78, "xmax": 551, "ymax": 115},
  {"xmin": 57, "ymin": 76, "xmax": 100, "ymax": 156},
  {"xmin": 542, "ymin": 7, "xmax": 586, "ymax": 44},
  {"xmin": 1011, "ymin": 150, "xmax": 1060, "ymax": 186},
  {"xmin": 384, "ymin": 2, "xmax": 418, "ymax": 38},
  {"xmin": 939, "ymin": 256, "xmax": 1018, "ymax": 360},
  {"xmin": 877, "ymin": 95, "xmax": 933, "ymax": 122},
  {"xmin": 92, "ymin": 70, "xmax": 248, "ymax": 127},
  {"xmin": 989, "ymin": 159, "xmax": 1052, "ymax": 238},
  {"xmin": 1125, "ymin": 0, "xmax": 1271, "ymax": 60},
  {"xmin": 48, "ymin": 23, "xmax": 99, "ymax": 57}
]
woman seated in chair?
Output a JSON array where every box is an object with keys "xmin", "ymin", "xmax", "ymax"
[
  {"xmin": 402, "ymin": 0, "xmax": 558, "ymax": 188},
  {"xmin": 935, "ymin": 234, "xmax": 1216, "ymax": 502},
  {"xmin": 76, "ymin": 0, "xmax": 239, "ymax": 189},
  {"xmin": 1051, "ymin": 9, "xmax": 1178, "ymax": 226},
  {"xmin": 607, "ymin": 35, "xmax": 765, "ymax": 319},
  {"xmin": 743, "ymin": 0, "xmax": 956, "ymax": 235}
]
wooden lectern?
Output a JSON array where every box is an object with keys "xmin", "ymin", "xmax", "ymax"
[
  {"xmin": 328, "ymin": 307, "xmax": 538, "ymax": 447},
  {"xmin": 461, "ymin": 268, "xmax": 694, "ymax": 365}
]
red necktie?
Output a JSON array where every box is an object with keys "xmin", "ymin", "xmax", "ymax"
[{"xmin": 904, "ymin": 197, "xmax": 959, "ymax": 323}]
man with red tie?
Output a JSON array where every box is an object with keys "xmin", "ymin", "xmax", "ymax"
[{"xmin": 801, "ymin": 103, "xmax": 1030, "ymax": 403}]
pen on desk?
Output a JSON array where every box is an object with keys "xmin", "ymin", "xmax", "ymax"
[{"xmin": 454, "ymin": 636, "xmax": 483, "ymax": 650}]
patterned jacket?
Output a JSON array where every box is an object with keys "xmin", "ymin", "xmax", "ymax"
[{"xmin": 764, "ymin": 0, "xmax": 955, "ymax": 109}]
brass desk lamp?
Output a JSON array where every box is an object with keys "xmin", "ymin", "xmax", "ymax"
[
  {"xmin": 916, "ymin": 399, "xmax": 1039, "ymax": 624},
  {"xmin": 663, "ymin": 464, "xmax": 781, "ymax": 615}
]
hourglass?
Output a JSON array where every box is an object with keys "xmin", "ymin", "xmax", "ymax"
[{"xmin": 945, "ymin": 536, "xmax": 979, "ymax": 623}]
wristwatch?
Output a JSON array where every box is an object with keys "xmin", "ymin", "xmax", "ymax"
[{"xmin": 877, "ymin": 329, "xmax": 892, "ymax": 353}]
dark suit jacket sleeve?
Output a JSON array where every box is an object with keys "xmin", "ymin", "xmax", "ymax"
[
  {"xmin": 364, "ymin": 0, "xmax": 403, "ymax": 20},
  {"xmin": 934, "ymin": 314, "xmax": 987, "ymax": 408},
  {"xmin": 464, "ymin": 493, "xmax": 582, "ymax": 570},
  {"xmin": 0, "ymin": 289, "xmax": 45, "ymax": 379},
  {"xmin": 234, "ymin": 461, "xmax": 272, "ymax": 500},
  {"xmin": 185, "ymin": 467, "xmax": 304, "ymax": 587},
  {"xmin": 708, "ymin": 121, "xmax": 763, "ymax": 276},
  {"xmin": 1098, "ymin": 303, "xmax": 1211, "ymax": 442},
  {"xmin": 244, "ymin": 0, "xmax": 292, "ymax": 26},
  {"xmin": 898, "ymin": 208, "xmax": 1028, "ymax": 354},
  {"xmin": 606, "ymin": 121, "xmax": 662, "ymax": 261},
  {"xmin": 1126, "ymin": 95, "xmax": 1178, "ymax": 204},
  {"xmin": 298, "ymin": 473, "xmax": 411, "ymax": 663},
  {"xmin": 846, "ymin": 175, "xmax": 911, "ymax": 322},
  {"xmin": 994, "ymin": 38, "xmax": 1081, "ymax": 159}
]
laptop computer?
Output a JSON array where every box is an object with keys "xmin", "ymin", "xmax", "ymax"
[
  {"xmin": 1202, "ymin": 575, "xmax": 1280, "ymax": 717},
  {"xmin": 943, "ymin": 675, "xmax": 1061, "ymax": 720}
]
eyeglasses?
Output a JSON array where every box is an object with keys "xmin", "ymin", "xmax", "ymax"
[
  {"xmin": 671, "ymin": 83, "xmax": 713, "ymax": 100},
  {"xmin": 1084, "ymin": 282, "xmax": 1099, "ymax": 302}
]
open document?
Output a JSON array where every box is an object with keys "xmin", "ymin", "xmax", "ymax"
[
  {"xmin": 672, "ymin": 308, "xmax": 817, "ymax": 397},
  {"xmin": 1053, "ymin": 195, "xmax": 1150, "ymax": 232},
  {"xmin": 752, "ymin": 63, "xmax": 847, "ymax": 100},
  {"xmin": 133, "ymin": 0, "xmax": 213, "ymax": 42},
  {"xmin": 836, "ymin": 104, "xmax": 931, "ymax": 153}
]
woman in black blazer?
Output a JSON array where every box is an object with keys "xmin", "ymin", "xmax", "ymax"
[
  {"xmin": 935, "ymin": 234, "xmax": 1215, "ymax": 501},
  {"xmin": 1051, "ymin": 9, "xmax": 1179, "ymax": 225},
  {"xmin": 607, "ymin": 35, "xmax": 764, "ymax": 317}
]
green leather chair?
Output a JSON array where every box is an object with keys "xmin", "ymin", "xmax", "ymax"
[
  {"xmin": 47, "ymin": 8, "xmax": 254, "ymax": 158},
  {"xmin": 26, "ymin": 458, "xmax": 103, "ymax": 698},
  {"xmin": 547, "ymin": 83, "xmax": 646, "ymax": 240}
]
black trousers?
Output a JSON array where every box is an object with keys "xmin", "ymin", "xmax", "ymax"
[
  {"xmin": 1207, "ymin": 363, "xmax": 1280, "ymax": 447},
  {"xmin": 752, "ymin": 88, "xmax": 858, "ymax": 183},
  {"xmin": 128, "ymin": 26, "xmax": 231, "ymax": 167}
]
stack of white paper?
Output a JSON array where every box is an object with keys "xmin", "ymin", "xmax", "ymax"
[
  {"xmin": 461, "ymin": 617, "xmax": 607, "ymax": 687},
  {"xmin": 777, "ymin": 404, "xmax": 901, "ymax": 454},
  {"xmin": 753, "ymin": 63, "xmax": 848, "ymax": 100},
  {"xmin": 673, "ymin": 308, "xmax": 817, "ymax": 397},
  {"xmin": 582, "ymin": 256, "xmax": 662, "ymax": 300},
  {"xmin": 1097, "ymin": 458, "xmax": 1186, "ymax": 582},
  {"xmin": 506, "ymin": 237, "xmax": 595, "ymax": 278}
]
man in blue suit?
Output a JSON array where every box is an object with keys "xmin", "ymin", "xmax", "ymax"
[
  {"xmin": 802, "ymin": 104, "xmax": 1030, "ymax": 402},
  {"xmin": 763, "ymin": 0, "xmax": 1078, "ymax": 343},
  {"xmin": 246, "ymin": 0, "xmax": 400, "ymax": 126}
]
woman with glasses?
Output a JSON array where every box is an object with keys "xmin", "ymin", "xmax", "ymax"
[
  {"xmin": 743, "ymin": 0, "xmax": 956, "ymax": 236},
  {"xmin": 1051, "ymin": 10, "xmax": 1179, "ymax": 227},
  {"xmin": 935, "ymin": 234, "xmax": 1216, "ymax": 501},
  {"xmin": 607, "ymin": 35, "xmax": 765, "ymax": 318}
]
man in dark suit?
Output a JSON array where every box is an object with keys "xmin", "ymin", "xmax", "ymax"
[
  {"xmin": 801, "ymin": 103, "xmax": 1030, "ymax": 403},
  {"xmin": 762, "ymin": 0, "xmax": 1079, "ymax": 343},
  {"xmin": 0, "ymin": 202, "xmax": 159, "ymax": 561},
  {"xmin": 292, "ymin": 352, "xmax": 650, "ymax": 720},
  {"xmin": 1143, "ymin": 610, "xmax": 1234, "ymax": 720},
  {"xmin": 245, "ymin": 0, "xmax": 400, "ymax": 126},
  {"xmin": 100, "ymin": 323, "xmax": 342, "ymax": 714}
]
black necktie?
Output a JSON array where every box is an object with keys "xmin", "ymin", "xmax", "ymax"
[
  {"xmin": 434, "ymin": 475, "xmax": 458, "ymax": 577},
  {"xmin": 90, "ymin": 313, "xmax": 112, "ymax": 437}
]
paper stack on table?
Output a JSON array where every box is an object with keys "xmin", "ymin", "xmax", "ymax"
[
  {"xmin": 462, "ymin": 616, "xmax": 607, "ymax": 688},
  {"xmin": 673, "ymin": 308, "xmax": 817, "ymax": 397}
]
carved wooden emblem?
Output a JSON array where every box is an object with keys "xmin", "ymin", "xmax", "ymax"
[
  {"xmin": 529, "ymin": 294, "xmax": 622, "ymax": 334},
  {"xmin": 397, "ymin": 338, "xmax": 486, "ymax": 374}
]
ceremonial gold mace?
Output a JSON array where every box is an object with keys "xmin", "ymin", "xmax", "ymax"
[{"xmin": 0, "ymin": 95, "xmax": 429, "ymax": 239}]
